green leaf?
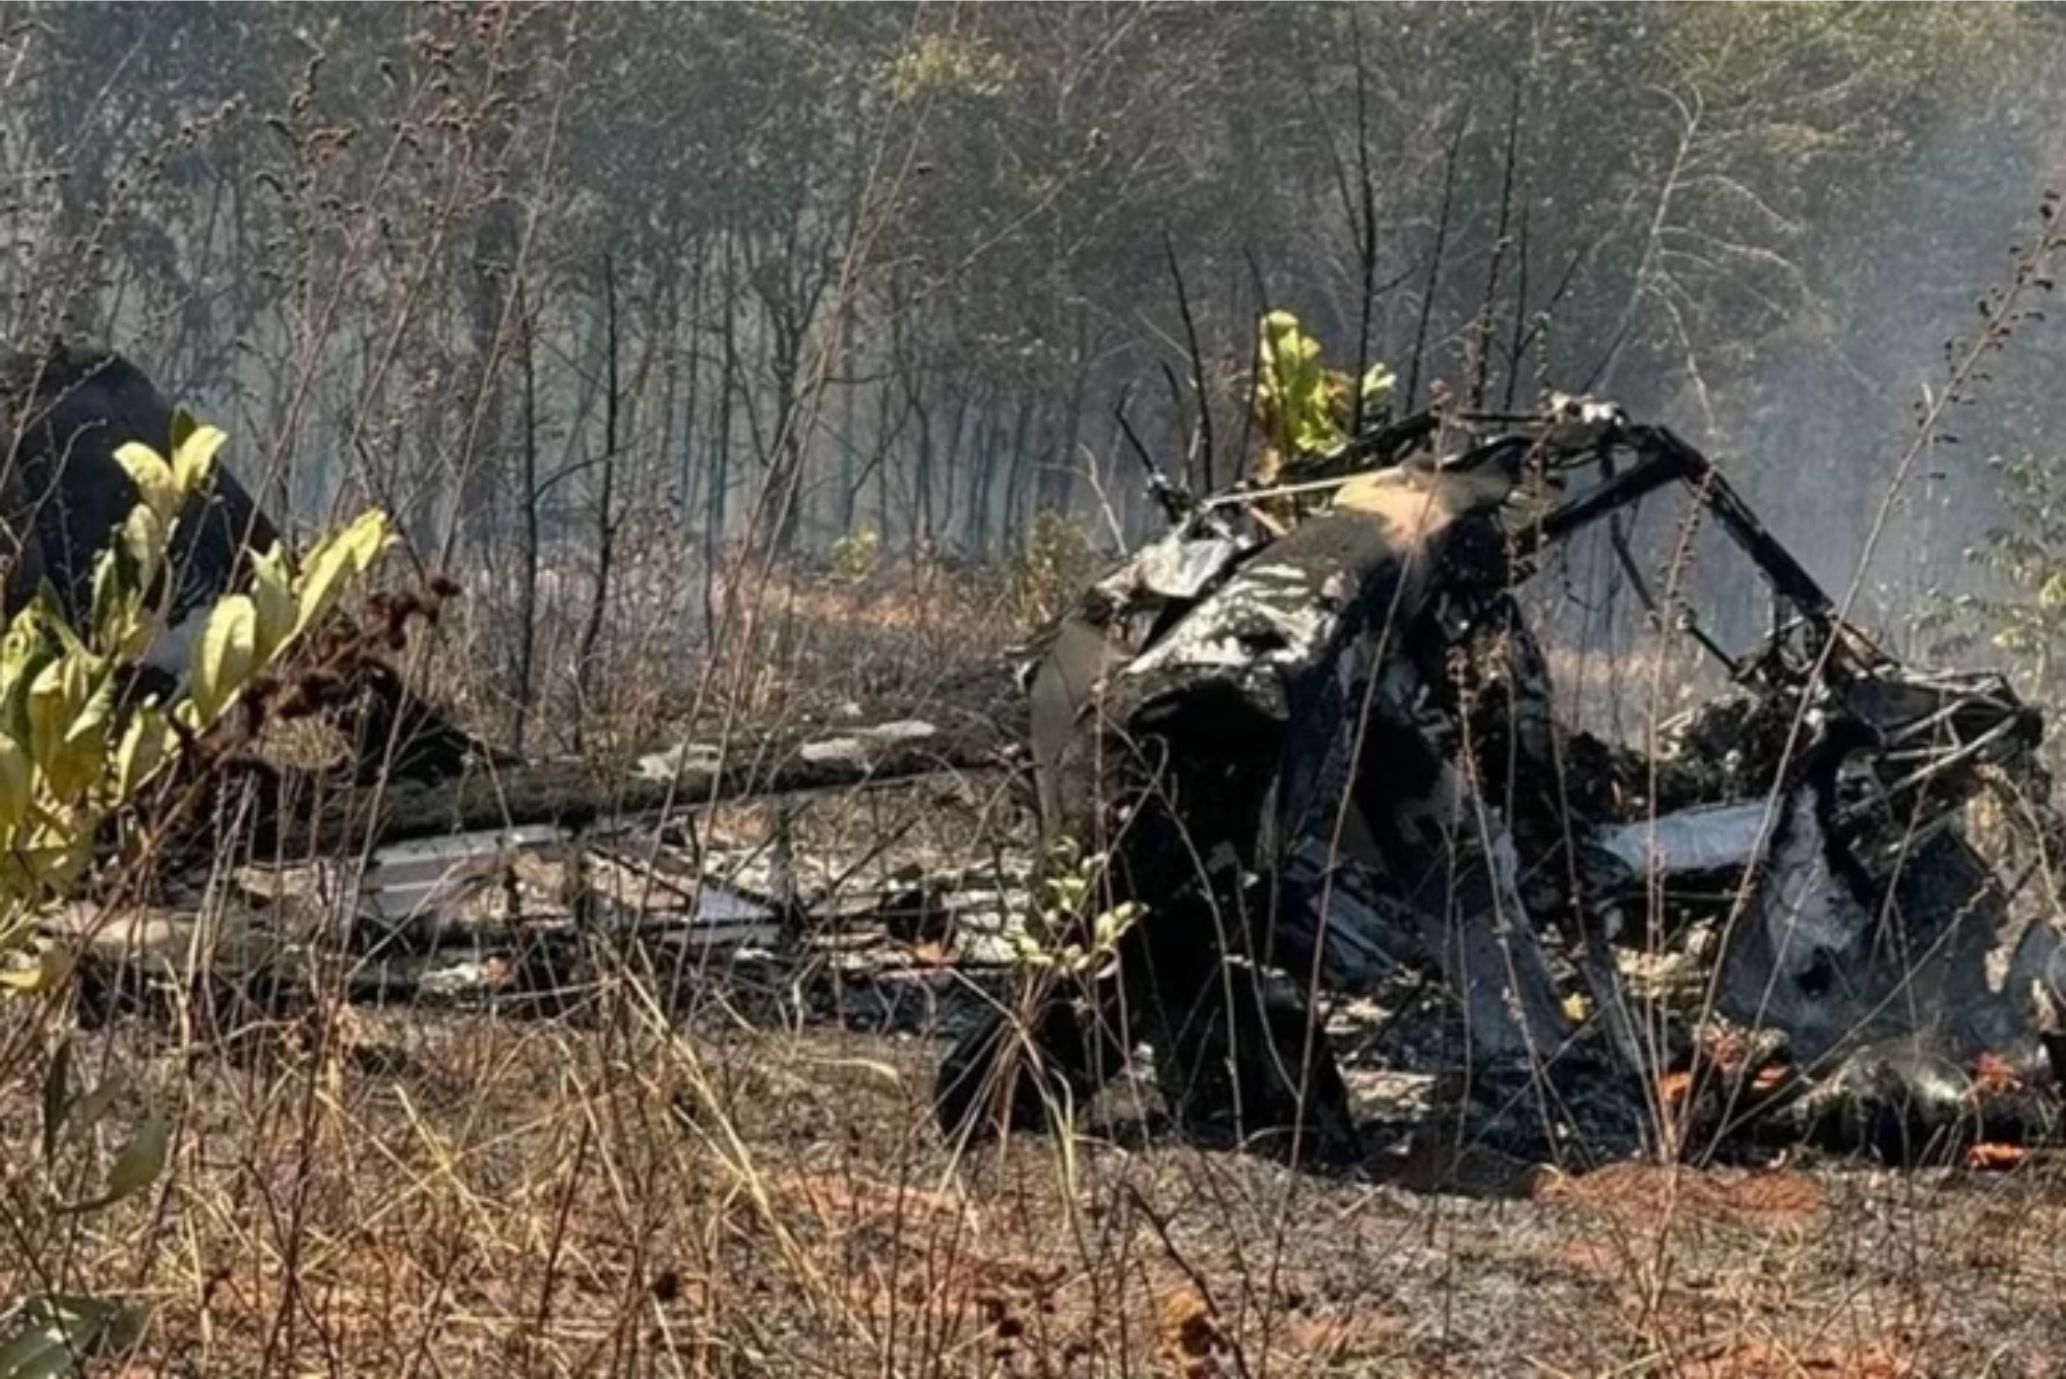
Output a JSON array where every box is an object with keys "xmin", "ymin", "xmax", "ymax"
[
  {"xmin": 0, "ymin": 735, "xmax": 32, "ymax": 838},
  {"xmin": 112, "ymin": 708, "xmax": 170, "ymax": 803},
  {"xmin": 64, "ymin": 1076, "xmax": 124, "ymax": 1144},
  {"xmin": 20, "ymin": 651, "xmax": 103, "ymax": 802},
  {"xmin": 294, "ymin": 510, "xmax": 391, "ymax": 639},
  {"xmin": 47, "ymin": 678, "xmax": 115, "ymax": 802},
  {"xmin": 111, "ymin": 442, "xmax": 176, "ymax": 524},
  {"xmin": 1092, "ymin": 901, "xmax": 1143, "ymax": 953},
  {"xmin": 67, "ymin": 1111, "xmax": 168, "ymax": 1213},
  {"xmin": 1360, "ymin": 361, "xmax": 1396, "ymax": 410},
  {"xmin": 118, "ymin": 506, "xmax": 164, "ymax": 598},
  {"xmin": 25, "ymin": 658, "xmax": 79, "ymax": 776},
  {"xmin": 169, "ymin": 424, "xmax": 226, "ymax": 498},
  {"xmin": 25, "ymin": 589, "xmax": 82, "ymax": 662},
  {"xmin": 89, "ymin": 535, "xmax": 147, "ymax": 658},
  {"xmin": 14, "ymin": 836, "xmax": 91, "ymax": 897},
  {"xmin": 103, "ymin": 1112, "xmax": 168, "ymax": 1204},
  {"xmin": 190, "ymin": 595, "xmax": 258, "ymax": 726},
  {"xmin": 1255, "ymin": 310, "xmax": 1354, "ymax": 459},
  {"xmin": 0, "ymin": 616, "xmax": 41, "ymax": 696},
  {"xmin": 0, "ymin": 1293, "xmax": 143, "ymax": 1378},
  {"xmin": 0, "ymin": 946, "xmax": 70, "ymax": 997},
  {"xmin": 249, "ymin": 543, "xmax": 296, "ymax": 663},
  {"xmin": 87, "ymin": 551, "xmax": 120, "ymax": 647}
]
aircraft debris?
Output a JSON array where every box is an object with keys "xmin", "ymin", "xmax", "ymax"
[{"xmin": 937, "ymin": 384, "xmax": 2066, "ymax": 1165}]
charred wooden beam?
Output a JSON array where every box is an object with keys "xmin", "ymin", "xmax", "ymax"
[{"xmin": 255, "ymin": 708, "xmax": 1029, "ymax": 856}]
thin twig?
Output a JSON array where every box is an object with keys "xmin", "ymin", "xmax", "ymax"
[
  {"xmin": 1405, "ymin": 117, "xmax": 1465, "ymax": 412},
  {"xmin": 1347, "ymin": 12, "xmax": 1381, "ymax": 441},
  {"xmin": 1164, "ymin": 233, "xmax": 1215, "ymax": 493},
  {"xmin": 1231, "ymin": 248, "xmax": 1273, "ymax": 485},
  {"xmin": 1468, "ymin": 78, "xmax": 1523, "ymax": 411}
]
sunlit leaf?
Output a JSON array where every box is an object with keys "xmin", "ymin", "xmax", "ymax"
[
  {"xmin": 25, "ymin": 590, "xmax": 82, "ymax": 662},
  {"xmin": 295, "ymin": 510, "xmax": 391, "ymax": 639},
  {"xmin": 1254, "ymin": 309, "xmax": 1363, "ymax": 461},
  {"xmin": 190, "ymin": 595, "xmax": 258, "ymax": 726},
  {"xmin": 25, "ymin": 658, "xmax": 77, "ymax": 775},
  {"xmin": 111, "ymin": 442, "xmax": 176, "ymax": 523},
  {"xmin": 169, "ymin": 424, "xmax": 226, "ymax": 497},
  {"xmin": 112, "ymin": 708, "xmax": 171, "ymax": 802},
  {"xmin": 0, "ymin": 615, "xmax": 39, "ymax": 695},
  {"xmin": 0, "ymin": 945, "xmax": 70, "ymax": 996},
  {"xmin": 1091, "ymin": 900, "xmax": 1143, "ymax": 953},
  {"xmin": 249, "ymin": 543, "xmax": 296, "ymax": 663},
  {"xmin": 88, "ymin": 551, "xmax": 122, "ymax": 649},
  {"xmin": 118, "ymin": 506, "xmax": 164, "ymax": 597},
  {"xmin": 1360, "ymin": 361, "xmax": 1396, "ymax": 410},
  {"xmin": 47, "ymin": 678, "xmax": 115, "ymax": 802},
  {"xmin": 14, "ymin": 837, "xmax": 91, "ymax": 896},
  {"xmin": 0, "ymin": 410, "xmax": 401, "ymax": 1119}
]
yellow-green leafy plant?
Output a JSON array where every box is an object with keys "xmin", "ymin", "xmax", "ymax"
[
  {"xmin": 0, "ymin": 413, "xmax": 392, "ymax": 963},
  {"xmin": 1252, "ymin": 309, "xmax": 1395, "ymax": 484},
  {"xmin": 0, "ymin": 413, "xmax": 395, "ymax": 1376},
  {"xmin": 1012, "ymin": 838, "xmax": 1145, "ymax": 979},
  {"xmin": 1012, "ymin": 510, "xmax": 1099, "ymax": 631},
  {"xmin": 829, "ymin": 524, "xmax": 882, "ymax": 583}
]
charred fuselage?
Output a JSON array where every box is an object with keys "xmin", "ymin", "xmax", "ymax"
[{"xmin": 938, "ymin": 399, "xmax": 2066, "ymax": 1164}]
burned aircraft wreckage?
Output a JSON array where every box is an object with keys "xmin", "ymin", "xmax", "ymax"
[{"xmin": 937, "ymin": 392, "xmax": 2066, "ymax": 1163}]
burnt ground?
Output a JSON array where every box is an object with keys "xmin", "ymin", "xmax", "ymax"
[
  {"xmin": 12, "ymin": 958, "xmax": 2066, "ymax": 1379},
  {"xmin": 14, "ymin": 647, "xmax": 2066, "ymax": 1379},
  {"xmin": 11, "ymin": 758, "xmax": 2066, "ymax": 1377}
]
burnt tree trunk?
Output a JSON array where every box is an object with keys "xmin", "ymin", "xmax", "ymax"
[
  {"xmin": 573, "ymin": 256, "xmax": 621, "ymax": 749},
  {"xmin": 513, "ymin": 277, "xmax": 541, "ymax": 755}
]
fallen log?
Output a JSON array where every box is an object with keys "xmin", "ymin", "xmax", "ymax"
[{"xmin": 257, "ymin": 703, "xmax": 1030, "ymax": 856}]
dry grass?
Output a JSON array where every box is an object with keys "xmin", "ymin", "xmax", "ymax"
[{"xmin": 8, "ymin": 974, "xmax": 2066, "ymax": 1378}]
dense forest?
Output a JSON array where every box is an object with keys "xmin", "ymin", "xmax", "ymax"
[{"xmin": 10, "ymin": 2, "xmax": 2066, "ymax": 741}]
